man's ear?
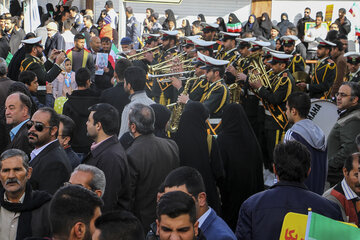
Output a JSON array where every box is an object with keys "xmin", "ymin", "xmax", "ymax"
[
  {"xmin": 194, "ymin": 220, "xmax": 199, "ymax": 236},
  {"xmin": 197, "ymin": 192, "xmax": 207, "ymax": 207},
  {"xmin": 343, "ymin": 167, "xmax": 348, "ymax": 177},
  {"xmin": 73, "ymin": 222, "xmax": 86, "ymax": 239},
  {"xmin": 156, "ymin": 219, "xmax": 160, "ymax": 235},
  {"xmin": 51, "ymin": 126, "xmax": 58, "ymax": 138}
]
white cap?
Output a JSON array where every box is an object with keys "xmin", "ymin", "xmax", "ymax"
[
  {"xmin": 268, "ymin": 52, "xmax": 293, "ymax": 64},
  {"xmin": 316, "ymin": 38, "xmax": 336, "ymax": 47},
  {"xmin": 237, "ymin": 37, "xmax": 257, "ymax": 42},
  {"xmin": 160, "ymin": 30, "xmax": 179, "ymax": 36},
  {"xmin": 21, "ymin": 36, "xmax": 43, "ymax": 45},
  {"xmin": 280, "ymin": 35, "xmax": 299, "ymax": 44},
  {"xmin": 201, "ymin": 22, "xmax": 219, "ymax": 29},
  {"xmin": 250, "ymin": 40, "xmax": 271, "ymax": 48},
  {"xmin": 263, "ymin": 47, "xmax": 285, "ymax": 55},
  {"xmin": 192, "ymin": 38, "xmax": 217, "ymax": 47},
  {"xmin": 220, "ymin": 31, "xmax": 241, "ymax": 37},
  {"xmin": 344, "ymin": 52, "xmax": 360, "ymax": 58}
]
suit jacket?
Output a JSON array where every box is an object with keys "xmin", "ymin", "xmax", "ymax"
[
  {"xmin": 6, "ymin": 120, "xmax": 33, "ymax": 156},
  {"xmin": 29, "ymin": 140, "xmax": 72, "ymax": 195},
  {"xmin": 201, "ymin": 208, "xmax": 236, "ymax": 240},
  {"xmin": 100, "ymin": 82, "xmax": 130, "ymax": 126},
  {"xmin": 83, "ymin": 135, "xmax": 131, "ymax": 212},
  {"xmin": 126, "ymin": 134, "xmax": 179, "ymax": 233},
  {"xmin": 0, "ymin": 76, "xmax": 15, "ymax": 106}
]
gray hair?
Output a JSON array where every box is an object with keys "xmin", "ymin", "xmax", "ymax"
[
  {"xmin": 0, "ymin": 149, "xmax": 29, "ymax": 171},
  {"xmin": 73, "ymin": 164, "xmax": 106, "ymax": 196},
  {"xmin": 0, "ymin": 57, "xmax": 7, "ymax": 76},
  {"xmin": 129, "ymin": 103, "xmax": 155, "ymax": 135}
]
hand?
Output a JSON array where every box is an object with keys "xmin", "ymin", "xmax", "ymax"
[
  {"xmin": 171, "ymin": 77, "xmax": 182, "ymax": 90},
  {"xmin": 249, "ymin": 79, "xmax": 262, "ymax": 89},
  {"xmin": 177, "ymin": 94, "xmax": 189, "ymax": 104},
  {"xmin": 46, "ymin": 82, "xmax": 53, "ymax": 94},
  {"xmin": 226, "ymin": 65, "xmax": 237, "ymax": 76},
  {"xmin": 236, "ymin": 72, "xmax": 247, "ymax": 82},
  {"xmin": 49, "ymin": 49, "xmax": 60, "ymax": 61},
  {"xmin": 128, "ymin": 49, "xmax": 137, "ymax": 56},
  {"xmin": 296, "ymin": 82, "xmax": 307, "ymax": 91},
  {"xmin": 55, "ymin": 52, "xmax": 66, "ymax": 65},
  {"xmin": 103, "ymin": 67, "xmax": 109, "ymax": 73}
]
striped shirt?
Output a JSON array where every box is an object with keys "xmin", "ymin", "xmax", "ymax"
[{"xmin": 341, "ymin": 178, "xmax": 360, "ymax": 201}]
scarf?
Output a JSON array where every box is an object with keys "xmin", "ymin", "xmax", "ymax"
[{"xmin": 0, "ymin": 182, "xmax": 52, "ymax": 240}]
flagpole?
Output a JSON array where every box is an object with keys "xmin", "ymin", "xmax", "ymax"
[
  {"xmin": 304, "ymin": 208, "xmax": 312, "ymax": 240},
  {"xmin": 118, "ymin": 0, "xmax": 126, "ymax": 43}
]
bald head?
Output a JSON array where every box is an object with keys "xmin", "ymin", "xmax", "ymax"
[
  {"xmin": 90, "ymin": 36, "xmax": 101, "ymax": 52},
  {"xmin": 5, "ymin": 92, "xmax": 32, "ymax": 126}
]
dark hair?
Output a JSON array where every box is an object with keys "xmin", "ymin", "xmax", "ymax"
[
  {"xmin": 287, "ymin": 92, "xmax": 311, "ymax": 118},
  {"xmin": 126, "ymin": 7, "xmax": 133, "ymax": 14},
  {"xmin": 146, "ymin": 8, "xmax": 154, "ymax": 15},
  {"xmin": 94, "ymin": 211, "xmax": 144, "ymax": 240},
  {"xmin": 83, "ymin": 15, "xmax": 93, "ymax": 24},
  {"xmin": 197, "ymin": 14, "xmax": 206, "ymax": 22},
  {"xmin": 344, "ymin": 153, "xmax": 360, "ymax": 173},
  {"xmin": 316, "ymin": 11, "xmax": 323, "ymax": 20},
  {"xmin": 88, "ymin": 103, "xmax": 119, "ymax": 136},
  {"xmin": 50, "ymin": 185, "xmax": 103, "ymax": 239},
  {"xmin": 273, "ymin": 141, "xmax": 311, "ymax": 182},
  {"xmin": 339, "ymin": 8, "xmax": 346, "ymax": 14},
  {"xmin": 287, "ymin": 27, "xmax": 298, "ymax": 36},
  {"xmin": 210, "ymin": 66, "xmax": 225, "ymax": 78},
  {"xmin": 192, "ymin": 20, "xmax": 201, "ymax": 28},
  {"xmin": 61, "ymin": 9, "xmax": 70, "ymax": 17},
  {"xmin": 15, "ymin": 92, "xmax": 32, "ymax": 116},
  {"xmin": 105, "ymin": 0, "xmax": 114, "ymax": 8},
  {"xmin": 124, "ymin": 66, "xmax": 146, "ymax": 91},
  {"xmin": 332, "ymin": 39, "xmax": 344, "ymax": 51},
  {"xmin": 356, "ymin": 134, "xmax": 360, "ymax": 148},
  {"xmin": 341, "ymin": 82, "xmax": 360, "ymax": 101},
  {"xmin": 75, "ymin": 68, "xmax": 90, "ymax": 87},
  {"xmin": 157, "ymin": 191, "xmax": 197, "ymax": 224},
  {"xmin": 305, "ymin": 7, "xmax": 311, "ymax": 11},
  {"xmin": 326, "ymin": 30, "xmax": 339, "ymax": 42},
  {"xmin": 163, "ymin": 167, "xmax": 206, "ymax": 198},
  {"xmin": 128, "ymin": 104, "xmax": 155, "ymax": 135},
  {"xmin": 101, "ymin": 37, "xmax": 111, "ymax": 43},
  {"xmin": 74, "ymin": 33, "xmax": 85, "ymax": 41},
  {"xmin": 18, "ymin": 70, "xmax": 37, "ymax": 85},
  {"xmin": 59, "ymin": 115, "xmax": 75, "ymax": 141},
  {"xmin": 38, "ymin": 107, "xmax": 60, "ymax": 129},
  {"xmin": 338, "ymin": 34, "xmax": 348, "ymax": 40},
  {"xmin": 115, "ymin": 58, "xmax": 132, "ymax": 81},
  {"xmin": 0, "ymin": 148, "xmax": 30, "ymax": 171},
  {"xmin": 69, "ymin": 6, "xmax": 79, "ymax": 13}
]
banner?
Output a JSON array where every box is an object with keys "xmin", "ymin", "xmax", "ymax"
[
  {"xmin": 22, "ymin": 0, "xmax": 40, "ymax": 33},
  {"xmin": 325, "ymin": 4, "xmax": 334, "ymax": 25}
]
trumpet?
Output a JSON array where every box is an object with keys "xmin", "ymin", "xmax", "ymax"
[
  {"xmin": 148, "ymin": 70, "xmax": 195, "ymax": 79},
  {"xmin": 150, "ymin": 52, "xmax": 187, "ymax": 70},
  {"xmin": 149, "ymin": 56, "xmax": 195, "ymax": 73},
  {"xmin": 127, "ymin": 45, "xmax": 163, "ymax": 60}
]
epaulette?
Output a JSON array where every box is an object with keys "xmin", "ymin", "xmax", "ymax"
[{"xmin": 326, "ymin": 58, "xmax": 335, "ymax": 64}]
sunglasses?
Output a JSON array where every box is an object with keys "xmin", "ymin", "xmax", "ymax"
[{"xmin": 26, "ymin": 121, "xmax": 53, "ymax": 132}]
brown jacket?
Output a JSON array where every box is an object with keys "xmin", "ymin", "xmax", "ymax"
[{"xmin": 331, "ymin": 53, "xmax": 348, "ymax": 97}]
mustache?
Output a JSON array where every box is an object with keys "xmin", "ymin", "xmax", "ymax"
[
  {"xmin": 28, "ymin": 132, "xmax": 38, "ymax": 138},
  {"xmin": 5, "ymin": 178, "xmax": 21, "ymax": 185}
]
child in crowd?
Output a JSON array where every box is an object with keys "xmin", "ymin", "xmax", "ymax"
[{"xmin": 52, "ymin": 58, "xmax": 77, "ymax": 99}]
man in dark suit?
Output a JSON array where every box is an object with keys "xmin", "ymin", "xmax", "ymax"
[
  {"xmin": 235, "ymin": 141, "xmax": 343, "ymax": 240},
  {"xmin": 163, "ymin": 167, "xmax": 236, "ymax": 240},
  {"xmin": 126, "ymin": 103, "xmax": 179, "ymax": 233},
  {"xmin": 100, "ymin": 58, "xmax": 132, "ymax": 124},
  {"xmin": 83, "ymin": 103, "xmax": 130, "ymax": 212},
  {"xmin": 28, "ymin": 107, "xmax": 72, "ymax": 194},
  {"xmin": 0, "ymin": 57, "xmax": 14, "ymax": 106},
  {"xmin": 5, "ymin": 92, "xmax": 33, "ymax": 155}
]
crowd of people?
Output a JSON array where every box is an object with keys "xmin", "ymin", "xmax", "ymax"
[{"xmin": 0, "ymin": 1, "xmax": 359, "ymax": 239}]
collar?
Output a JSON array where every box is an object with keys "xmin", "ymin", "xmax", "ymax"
[
  {"xmin": 269, "ymin": 180, "xmax": 308, "ymax": 190},
  {"xmin": 318, "ymin": 56, "xmax": 329, "ymax": 64},
  {"xmin": 209, "ymin": 78, "xmax": 223, "ymax": 88},
  {"xmin": 30, "ymin": 139, "xmax": 58, "ymax": 161},
  {"xmin": 4, "ymin": 192, "xmax": 25, "ymax": 204},
  {"xmin": 91, "ymin": 136, "xmax": 112, "ymax": 151},
  {"xmin": 341, "ymin": 178, "xmax": 360, "ymax": 201},
  {"xmin": 350, "ymin": 67, "xmax": 360, "ymax": 77},
  {"xmin": 130, "ymin": 90, "xmax": 147, "ymax": 100},
  {"xmin": 198, "ymin": 207, "xmax": 211, "ymax": 228},
  {"xmin": 10, "ymin": 119, "xmax": 29, "ymax": 141},
  {"xmin": 225, "ymin": 47, "xmax": 237, "ymax": 55}
]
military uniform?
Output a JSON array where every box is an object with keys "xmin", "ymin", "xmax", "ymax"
[
  {"xmin": 20, "ymin": 54, "xmax": 62, "ymax": 85},
  {"xmin": 345, "ymin": 69, "xmax": 360, "ymax": 83},
  {"xmin": 257, "ymin": 68, "xmax": 295, "ymax": 169},
  {"xmin": 151, "ymin": 46, "xmax": 178, "ymax": 105},
  {"xmin": 201, "ymin": 79, "xmax": 229, "ymax": 118},
  {"xmin": 309, "ymin": 57, "xmax": 337, "ymax": 99},
  {"xmin": 288, "ymin": 54, "xmax": 306, "ymax": 73}
]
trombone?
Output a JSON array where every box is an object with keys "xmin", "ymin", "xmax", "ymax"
[
  {"xmin": 126, "ymin": 44, "xmax": 163, "ymax": 60},
  {"xmin": 148, "ymin": 70, "xmax": 195, "ymax": 79}
]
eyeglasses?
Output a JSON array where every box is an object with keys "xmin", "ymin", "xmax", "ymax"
[
  {"xmin": 335, "ymin": 92, "xmax": 352, "ymax": 98},
  {"xmin": 26, "ymin": 121, "xmax": 53, "ymax": 132},
  {"xmin": 304, "ymin": 11, "xmax": 310, "ymax": 14}
]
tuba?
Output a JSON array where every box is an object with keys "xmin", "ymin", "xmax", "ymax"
[
  {"xmin": 247, "ymin": 52, "xmax": 272, "ymax": 89},
  {"xmin": 166, "ymin": 76, "xmax": 197, "ymax": 133}
]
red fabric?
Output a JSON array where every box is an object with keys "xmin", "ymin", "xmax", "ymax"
[
  {"xmin": 331, "ymin": 188, "xmax": 359, "ymax": 225},
  {"xmin": 99, "ymin": 24, "xmax": 113, "ymax": 41}
]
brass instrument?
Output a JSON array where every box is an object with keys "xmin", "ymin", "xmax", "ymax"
[
  {"xmin": 150, "ymin": 52, "xmax": 187, "ymax": 71},
  {"xmin": 247, "ymin": 52, "xmax": 272, "ymax": 90},
  {"xmin": 148, "ymin": 70, "xmax": 195, "ymax": 80},
  {"xmin": 166, "ymin": 76, "xmax": 197, "ymax": 133},
  {"xmin": 229, "ymin": 83, "xmax": 243, "ymax": 104},
  {"xmin": 126, "ymin": 45, "xmax": 163, "ymax": 60}
]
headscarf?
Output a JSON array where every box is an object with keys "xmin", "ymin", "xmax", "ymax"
[
  {"xmin": 182, "ymin": 19, "xmax": 191, "ymax": 36},
  {"xmin": 228, "ymin": 13, "xmax": 241, "ymax": 23},
  {"xmin": 150, "ymin": 103, "xmax": 171, "ymax": 139},
  {"xmin": 163, "ymin": 9, "xmax": 176, "ymax": 30},
  {"xmin": 217, "ymin": 17, "xmax": 227, "ymax": 32},
  {"xmin": 197, "ymin": 14, "xmax": 206, "ymax": 22},
  {"xmin": 259, "ymin": 12, "xmax": 272, "ymax": 38},
  {"xmin": 247, "ymin": 14, "xmax": 257, "ymax": 29}
]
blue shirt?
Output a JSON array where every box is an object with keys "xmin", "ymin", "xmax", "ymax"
[{"xmin": 10, "ymin": 119, "xmax": 29, "ymax": 141}]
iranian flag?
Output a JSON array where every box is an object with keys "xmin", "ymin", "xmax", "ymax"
[
  {"xmin": 305, "ymin": 211, "xmax": 360, "ymax": 239},
  {"xmin": 226, "ymin": 22, "xmax": 242, "ymax": 33}
]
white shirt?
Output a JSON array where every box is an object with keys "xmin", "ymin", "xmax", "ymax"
[
  {"xmin": 197, "ymin": 207, "xmax": 212, "ymax": 228},
  {"xmin": 304, "ymin": 25, "xmax": 328, "ymax": 51},
  {"xmin": 30, "ymin": 139, "xmax": 58, "ymax": 162},
  {"xmin": 107, "ymin": 9, "xmax": 118, "ymax": 29},
  {"xmin": 62, "ymin": 30, "xmax": 75, "ymax": 51}
]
